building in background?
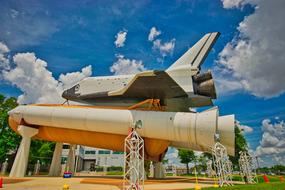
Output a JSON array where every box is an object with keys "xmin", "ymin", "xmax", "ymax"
[{"xmin": 61, "ymin": 144, "xmax": 124, "ymax": 172}]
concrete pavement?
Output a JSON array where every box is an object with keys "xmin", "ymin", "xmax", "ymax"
[{"xmin": 1, "ymin": 176, "xmax": 215, "ymax": 190}]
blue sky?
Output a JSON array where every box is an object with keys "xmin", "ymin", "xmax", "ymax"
[{"xmin": 1, "ymin": 0, "xmax": 285, "ymax": 166}]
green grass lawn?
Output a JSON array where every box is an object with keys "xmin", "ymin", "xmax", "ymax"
[
  {"xmin": 186, "ymin": 175, "xmax": 285, "ymax": 190},
  {"xmin": 232, "ymin": 174, "xmax": 284, "ymax": 183},
  {"xmin": 198, "ymin": 182, "xmax": 285, "ymax": 190},
  {"xmin": 106, "ymin": 171, "xmax": 123, "ymax": 175}
]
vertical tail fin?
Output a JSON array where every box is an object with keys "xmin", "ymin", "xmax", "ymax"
[{"xmin": 167, "ymin": 32, "xmax": 220, "ymax": 70}]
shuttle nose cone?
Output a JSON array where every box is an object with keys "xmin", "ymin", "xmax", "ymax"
[
  {"xmin": 62, "ymin": 89, "xmax": 69, "ymax": 99},
  {"xmin": 62, "ymin": 85, "xmax": 79, "ymax": 100}
]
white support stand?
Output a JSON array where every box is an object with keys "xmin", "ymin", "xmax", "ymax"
[
  {"xmin": 34, "ymin": 160, "xmax": 40, "ymax": 175},
  {"xmin": 154, "ymin": 162, "xmax": 165, "ymax": 179},
  {"xmin": 123, "ymin": 121, "xmax": 144, "ymax": 190},
  {"xmin": 206, "ymin": 160, "xmax": 215, "ymax": 177},
  {"xmin": 49, "ymin": 142, "xmax": 63, "ymax": 176},
  {"xmin": 212, "ymin": 142, "xmax": 233, "ymax": 187},
  {"xmin": 66, "ymin": 144, "xmax": 76, "ymax": 173},
  {"xmin": 239, "ymin": 151, "xmax": 258, "ymax": 184},
  {"xmin": 149, "ymin": 161, "xmax": 154, "ymax": 178},
  {"xmin": 9, "ymin": 125, "xmax": 38, "ymax": 177},
  {"xmin": 1, "ymin": 158, "xmax": 8, "ymax": 175},
  {"xmin": 74, "ymin": 145, "xmax": 81, "ymax": 175}
]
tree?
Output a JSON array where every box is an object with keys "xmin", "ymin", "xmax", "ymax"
[
  {"xmin": 259, "ymin": 167, "xmax": 270, "ymax": 174},
  {"xmin": 230, "ymin": 126, "xmax": 248, "ymax": 168},
  {"xmin": 196, "ymin": 154, "xmax": 207, "ymax": 173},
  {"xmin": 271, "ymin": 165, "xmax": 285, "ymax": 174},
  {"xmin": 178, "ymin": 149, "xmax": 196, "ymax": 174},
  {"xmin": 0, "ymin": 94, "xmax": 55, "ymax": 172},
  {"xmin": 29, "ymin": 140, "xmax": 55, "ymax": 165},
  {"xmin": 0, "ymin": 95, "xmax": 20, "ymax": 163}
]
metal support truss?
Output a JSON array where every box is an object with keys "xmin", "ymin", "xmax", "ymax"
[
  {"xmin": 212, "ymin": 142, "xmax": 233, "ymax": 187},
  {"xmin": 206, "ymin": 160, "xmax": 215, "ymax": 177},
  {"xmin": 239, "ymin": 151, "xmax": 258, "ymax": 184},
  {"xmin": 123, "ymin": 120, "xmax": 144, "ymax": 190}
]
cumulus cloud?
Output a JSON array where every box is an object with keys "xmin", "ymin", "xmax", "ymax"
[
  {"xmin": 114, "ymin": 30, "xmax": 127, "ymax": 48},
  {"xmin": 2, "ymin": 50, "xmax": 92, "ymax": 104},
  {"xmin": 255, "ymin": 119, "xmax": 285, "ymax": 165},
  {"xmin": 217, "ymin": 0, "xmax": 285, "ymax": 98},
  {"xmin": 165, "ymin": 148, "xmax": 185, "ymax": 167},
  {"xmin": 165, "ymin": 148, "xmax": 179, "ymax": 164},
  {"xmin": 148, "ymin": 27, "xmax": 161, "ymax": 41},
  {"xmin": 58, "ymin": 65, "xmax": 92, "ymax": 90},
  {"xmin": 0, "ymin": 42, "xmax": 10, "ymax": 70},
  {"xmin": 10, "ymin": 9, "xmax": 19, "ymax": 19},
  {"xmin": 153, "ymin": 39, "xmax": 176, "ymax": 57},
  {"xmin": 215, "ymin": 76, "xmax": 244, "ymax": 95},
  {"xmin": 221, "ymin": 0, "xmax": 256, "ymax": 9},
  {"xmin": 110, "ymin": 54, "xmax": 145, "ymax": 75},
  {"xmin": 236, "ymin": 120, "xmax": 253, "ymax": 133},
  {"xmin": 273, "ymin": 155, "xmax": 285, "ymax": 165},
  {"xmin": 3, "ymin": 53, "xmax": 59, "ymax": 104},
  {"xmin": 148, "ymin": 27, "xmax": 176, "ymax": 58},
  {"xmin": 0, "ymin": 42, "xmax": 9, "ymax": 53}
]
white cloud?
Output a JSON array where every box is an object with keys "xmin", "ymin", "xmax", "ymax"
[
  {"xmin": 221, "ymin": 0, "xmax": 256, "ymax": 9},
  {"xmin": 110, "ymin": 54, "xmax": 145, "ymax": 75},
  {"xmin": 153, "ymin": 39, "xmax": 175, "ymax": 57},
  {"xmin": 3, "ymin": 52, "xmax": 61, "ymax": 104},
  {"xmin": 165, "ymin": 148, "xmax": 185, "ymax": 167},
  {"xmin": 2, "ymin": 51, "xmax": 92, "ymax": 104},
  {"xmin": 215, "ymin": 76, "xmax": 244, "ymax": 95},
  {"xmin": 165, "ymin": 148, "xmax": 179, "ymax": 164},
  {"xmin": 273, "ymin": 155, "xmax": 285, "ymax": 165},
  {"xmin": 255, "ymin": 119, "xmax": 285, "ymax": 165},
  {"xmin": 217, "ymin": 0, "xmax": 285, "ymax": 98},
  {"xmin": 148, "ymin": 27, "xmax": 161, "ymax": 41},
  {"xmin": 0, "ymin": 42, "xmax": 9, "ymax": 53},
  {"xmin": 10, "ymin": 9, "xmax": 19, "ymax": 18},
  {"xmin": 148, "ymin": 27, "xmax": 175, "ymax": 58},
  {"xmin": 58, "ymin": 65, "xmax": 92, "ymax": 90},
  {"xmin": 236, "ymin": 120, "xmax": 253, "ymax": 133},
  {"xmin": 0, "ymin": 42, "xmax": 10, "ymax": 71},
  {"xmin": 114, "ymin": 30, "xmax": 127, "ymax": 48}
]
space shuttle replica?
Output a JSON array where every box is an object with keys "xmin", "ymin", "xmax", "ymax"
[{"xmin": 8, "ymin": 32, "xmax": 235, "ymax": 177}]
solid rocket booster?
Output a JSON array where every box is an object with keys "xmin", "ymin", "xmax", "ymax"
[{"xmin": 8, "ymin": 104, "xmax": 235, "ymax": 160}]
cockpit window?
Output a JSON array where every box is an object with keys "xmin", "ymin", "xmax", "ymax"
[{"xmin": 75, "ymin": 84, "xmax": 80, "ymax": 92}]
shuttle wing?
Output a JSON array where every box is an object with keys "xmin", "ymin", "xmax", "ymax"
[{"xmin": 108, "ymin": 70, "xmax": 187, "ymax": 99}]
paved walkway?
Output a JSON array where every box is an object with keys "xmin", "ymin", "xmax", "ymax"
[
  {"xmin": 1, "ymin": 176, "xmax": 215, "ymax": 190},
  {"xmin": 2, "ymin": 177, "xmax": 120, "ymax": 190}
]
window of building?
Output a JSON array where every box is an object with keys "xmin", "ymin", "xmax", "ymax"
[
  {"xmin": 63, "ymin": 144, "xmax": 70, "ymax": 149},
  {"xmin": 113, "ymin": 151, "xmax": 124, "ymax": 154},
  {"xmin": 85, "ymin": 150, "xmax": 96, "ymax": 154},
  {"xmin": 98, "ymin": 150, "xmax": 111, "ymax": 154}
]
